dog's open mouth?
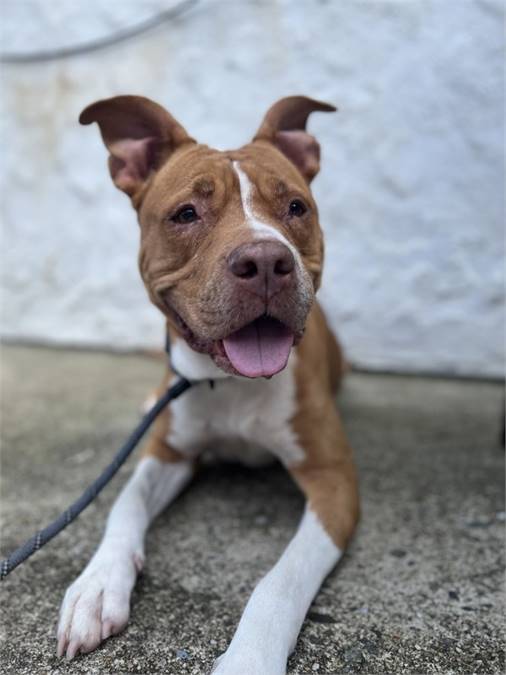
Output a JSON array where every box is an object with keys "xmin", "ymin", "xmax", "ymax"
[
  {"xmin": 221, "ymin": 316, "xmax": 294, "ymax": 378},
  {"xmin": 163, "ymin": 296, "xmax": 300, "ymax": 378}
]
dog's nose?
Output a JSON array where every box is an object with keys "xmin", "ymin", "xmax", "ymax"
[{"xmin": 227, "ymin": 240, "xmax": 295, "ymax": 300}]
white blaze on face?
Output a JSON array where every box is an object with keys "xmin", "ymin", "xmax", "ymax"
[{"xmin": 232, "ymin": 161, "xmax": 304, "ymax": 271}]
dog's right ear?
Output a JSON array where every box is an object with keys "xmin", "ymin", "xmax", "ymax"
[{"xmin": 79, "ymin": 95, "xmax": 194, "ymax": 200}]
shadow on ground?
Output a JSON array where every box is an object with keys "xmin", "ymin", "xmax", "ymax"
[{"xmin": 1, "ymin": 345, "xmax": 504, "ymax": 674}]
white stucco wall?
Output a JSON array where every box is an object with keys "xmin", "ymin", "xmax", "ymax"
[{"xmin": 1, "ymin": 0, "xmax": 504, "ymax": 376}]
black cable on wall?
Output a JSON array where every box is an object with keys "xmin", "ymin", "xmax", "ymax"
[{"xmin": 0, "ymin": 0, "xmax": 199, "ymax": 64}]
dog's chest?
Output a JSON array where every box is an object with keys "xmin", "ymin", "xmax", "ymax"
[{"xmin": 167, "ymin": 356, "xmax": 304, "ymax": 467}]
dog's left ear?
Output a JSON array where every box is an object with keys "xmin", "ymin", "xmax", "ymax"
[{"xmin": 254, "ymin": 96, "xmax": 336, "ymax": 182}]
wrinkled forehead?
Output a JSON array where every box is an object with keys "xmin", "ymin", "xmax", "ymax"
[
  {"xmin": 141, "ymin": 142, "xmax": 312, "ymax": 215},
  {"xmin": 143, "ymin": 145, "xmax": 232, "ymax": 207}
]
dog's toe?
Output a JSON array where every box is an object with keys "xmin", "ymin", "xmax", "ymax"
[
  {"xmin": 57, "ymin": 584, "xmax": 103, "ymax": 659},
  {"xmin": 56, "ymin": 552, "xmax": 137, "ymax": 659}
]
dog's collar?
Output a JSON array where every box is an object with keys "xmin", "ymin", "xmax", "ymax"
[{"xmin": 165, "ymin": 333, "xmax": 215, "ymax": 390}]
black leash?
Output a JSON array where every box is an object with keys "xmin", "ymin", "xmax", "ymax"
[{"xmin": 0, "ymin": 375, "xmax": 192, "ymax": 580}]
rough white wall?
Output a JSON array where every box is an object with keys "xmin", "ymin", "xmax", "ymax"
[{"xmin": 1, "ymin": 0, "xmax": 504, "ymax": 376}]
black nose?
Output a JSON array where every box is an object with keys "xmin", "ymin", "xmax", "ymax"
[{"xmin": 227, "ymin": 240, "xmax": 295, "ymax": 300}]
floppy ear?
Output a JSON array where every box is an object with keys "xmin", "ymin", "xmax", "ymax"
[
  {"xmin": 253, "ymin": 96, "xmax": 336, "ymax": 182},
  {"xmin": 79, "ymin": 95, "xmax": 194, "ymax": 200}
]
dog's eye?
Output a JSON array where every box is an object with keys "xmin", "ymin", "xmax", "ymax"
[
  {"xmin": 288, "ymin": 200, "xmax": 307, "ymax": 217},
  {"xmin": 172, "ymin": 205, "xmax": 199, "ymax": 224}
]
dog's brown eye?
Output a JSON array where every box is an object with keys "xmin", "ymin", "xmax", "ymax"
[
  {"xmin": 288, "ymin": 200, "xmax": 307, "ymax": 217},
  {"xmin": 172, "ymin": 205, "xmax": 198, "ymax": 224}
]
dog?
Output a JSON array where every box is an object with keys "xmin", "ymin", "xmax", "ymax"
[{"xmin": 56, "ymin": 95, "xmax": 359, "ymax": 674}]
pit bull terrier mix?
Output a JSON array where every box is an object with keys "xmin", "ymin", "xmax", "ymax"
[{"xmin": 56, "ymin": 95, "xmax": 359, "ymax": 674}]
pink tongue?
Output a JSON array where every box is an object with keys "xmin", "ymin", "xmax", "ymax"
[{"xmin": 223, "ymin": 317, "xmax": 294, "ymax": 378}]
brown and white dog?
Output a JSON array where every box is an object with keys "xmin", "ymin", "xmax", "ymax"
[{"xmin": 56, "ymin": 95, "xmax": 359, "ymax": 674}]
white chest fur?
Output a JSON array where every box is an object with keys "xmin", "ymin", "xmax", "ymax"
[{"xmin": 168, "ymin": 341, "xmax": 305, "ymax": 468}]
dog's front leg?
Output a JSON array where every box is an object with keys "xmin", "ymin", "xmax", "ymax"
[
  {"xmin": 213, "ymin": 403, "xmax": 358, "ymax": 675},
  {"xmin": 212, "ymin": 506, "xmax": 341, "ymax": 675},
  {"xmin": 57, "ymin": 454, "xmax": 192, "ymax": 659}
]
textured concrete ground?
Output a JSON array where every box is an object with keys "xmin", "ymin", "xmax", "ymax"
[{"xmin": 0, "ymin": 344, "xmax": 504, "ymax": 675}]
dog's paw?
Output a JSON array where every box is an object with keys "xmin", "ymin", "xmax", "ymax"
[{"xmin": 56, "ymin": 547, "xmax": 141, "ymax": 659}]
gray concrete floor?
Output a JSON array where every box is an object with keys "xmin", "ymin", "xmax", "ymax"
[{"xmin": 0, "ymin": 344, "xmax": 504, "ymax": 675}]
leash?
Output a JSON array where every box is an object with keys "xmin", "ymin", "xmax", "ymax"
[{"xmin": 1, "ymin": 368, "xmax": 194, "ymax": 580}]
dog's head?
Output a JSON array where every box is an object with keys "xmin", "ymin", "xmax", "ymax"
[{"xmin": 80, "ymin": 95, "xmax": 335, "ymax": 378}]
